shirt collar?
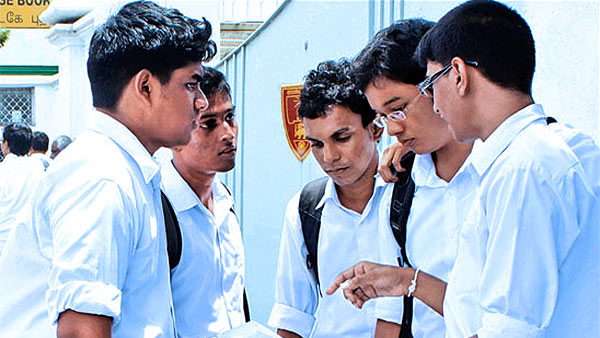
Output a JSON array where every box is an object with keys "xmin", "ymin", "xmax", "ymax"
[
  {"xmin": 91, "ymin": 111, "xmax": 160, "ymax": 185},
  {"xmin": 316, "ymin": 174, "xmax": 386, "ymax": 209},
  {"xmin": 467, "ymin": 103, "xmax": 546, "ymax": 177},
  {"xmin": 160, "ymin": 157, "xmax": 199, "ymax": 213}
]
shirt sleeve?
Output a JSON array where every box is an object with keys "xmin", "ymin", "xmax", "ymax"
[
  {"xmin": 475, "ymin": 163, "xmax": 581, "ymax": 337},
  {"xmin": 268, "ymin": 193, "xmax": 319, "ymax": 338},
  {"xmin": 45, "ymin": 179, "xmax": 133, "ymax": 325}
]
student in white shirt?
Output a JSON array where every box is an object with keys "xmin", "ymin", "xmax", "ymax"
[
  {"xmin": 330, "ymin": 1, "xmax": 599, "ymax": 337},
  {"xmin": 0, "ymin": 123, "xmax": 44, "ymax": 254},
  {"xmin": 29, "ymin": 130, "xmax": 51, "ymax": 170},
  {"xmin": 0, "ymin": 2, "xmax": 216, "ymax": 337},
  {"xmin": 346, "ymin": 19, "xmax": 475, "ymax": 338},
  {"xmin": 160, "ymin": 67, "xmax": 246, "ymax": 337},
  {"xmin": 268, "ymin": 59, "xmax": 403, "ymax": 338}
]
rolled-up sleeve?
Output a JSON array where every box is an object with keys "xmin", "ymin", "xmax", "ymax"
[
  {"xmin": 268, "ymin": 194, "xmax": 318, "ymax": 337},
  {"xmin": 46, "ymin": 179, "xmax": 132, "ymax": 325}
]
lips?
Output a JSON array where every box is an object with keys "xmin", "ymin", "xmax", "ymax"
[
  {"xmin": 398, "ymin": 138, "xmax": 414, "ymax": 147},
  {"xmin": 219, "ymin": 146, "xmax": 236, "ymax": 156},
  {"xmin": 325, "ymin": 166, "xmax": 349, "ymax": 174}
]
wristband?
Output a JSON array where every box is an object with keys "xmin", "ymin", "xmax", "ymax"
[{"xmin": 407, "ymin": 269, "xmax": 420, "ymax": 297}]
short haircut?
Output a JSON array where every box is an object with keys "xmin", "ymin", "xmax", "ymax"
[
  {"xmin": 87, "ymin": 0, "xmax": 217, "ymax": 109},
  {"xmin": 199, "ymin": 67, "xmax": 231, "ymax": 99},
  {"xmin": 31, "ymin": 131, "xmax": 49, "ymax": 152},
  {"xmin": 353, "ymin": 19, "xmax": 434, "ymax": 91},
  {"xmin": 53, "ymin": 135, "xmax": 73, "ymax": 152},
  {"xmin": 415, "ymin": 0, "xmax": 535, "ymax": 95},
  {"xmin": 298, "ymin": 59, "xmax": 376, "ymax": 127},
  {"xmin": 3, "ymin": 123, "xmax": 32, "ymax": 156}
]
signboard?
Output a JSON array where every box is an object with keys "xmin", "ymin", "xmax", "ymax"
[
  {"xmin": 0, "ymin": 0, "xmax": 51, "ymax": 29},
  {"xmin": 281, "ymin": 84, "xmax": 311, "ymax": 162}
]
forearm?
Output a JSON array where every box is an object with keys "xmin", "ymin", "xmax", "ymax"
[
  {"xmin": 401, "ymin": 268, "xmax": 446, "ymax": 316},
  {"xmin": 277, "ymin": 328, "xmax": 303, "ymax": 338},
  {"xmin": 374, "ymin": 319, "xmax": 401, "ymax": 338},
  {"xmin": 57, "ymin": 310, "xmax": 112, "ymax": 338}
]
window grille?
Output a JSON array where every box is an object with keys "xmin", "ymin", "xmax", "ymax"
[{"xmin": 0, "ymin": 88, "xmax": 33, "ymax": 125}]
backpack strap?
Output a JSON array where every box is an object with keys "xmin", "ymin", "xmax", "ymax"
[
  {"xmin": 161, "ymin": 191, "xmax": 182, "ymax": 270},
  {"xmin": 298, "ymin": 176, "xmax": 329, "ymax": 292},
  {"xmin": 387, "ymin": 152, "xmax": 416, "ymax": 338},
  {"xmin": 220, "ymin": 181, "xmax": 251, "ymax": 321}
]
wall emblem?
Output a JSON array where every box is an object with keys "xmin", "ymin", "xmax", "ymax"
[{"xmin": 281, "ymin": 84, "xmax": 310, "ymax": 162}]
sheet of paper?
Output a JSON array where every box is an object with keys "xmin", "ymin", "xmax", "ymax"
[{"xmin": 216, "ymin": 321, "xmax": 281, "ymax": 338}]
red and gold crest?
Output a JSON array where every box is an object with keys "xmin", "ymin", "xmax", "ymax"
[{"xmin": 281, "ymin": 84, "xmax": 311, "ymax": 162}]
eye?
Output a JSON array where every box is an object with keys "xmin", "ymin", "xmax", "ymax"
[
  {"xmin": 334, "ymin": 134, "xmax": 351, "ymax": 143},
  {"xmin": 185, "ymin": 82, "xmax": 199, "ymax": 91},
  {"xmin": 224, "ymin": 112, "xmax": 236, "ymax": 123},
  {"xmin": 198, "ymin": 119, "xmax": 217, "ymax": 130},
  {"xmin": 309, "ymin": 141, "xmax": 323, "ymax": 148}
]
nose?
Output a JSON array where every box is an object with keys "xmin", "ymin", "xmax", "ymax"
[
  {"xmin": 195, "ymin": 89, "xmax": 209, "ymax": 112},
  {"xmin": 322, "ymin": 143, "xmax": 340, "ymax": 164},
  {"xmin": 221, "ymin": 121, "xmax": 236, "ymax": 143},
  {"xmin": 386, "ymin": 119, "xmax": 405, "ymax": 138}
]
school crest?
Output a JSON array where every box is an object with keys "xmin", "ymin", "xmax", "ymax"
[{"xmin": 281, "ymin": 85, "xmax": 310, "ymax": 162}]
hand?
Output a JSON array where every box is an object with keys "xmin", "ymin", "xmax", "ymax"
[
  {"xmin": 378, "ymin": 142, "xmax": 411, "ymax": 183},
  {"xmin": 327, "ymin": 261, "xmax": 411, "ymax": 309}
]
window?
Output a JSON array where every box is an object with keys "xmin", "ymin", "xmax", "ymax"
[{"xmin": 0, "ymin": 88, "xmax": 34, "ymax": 125}]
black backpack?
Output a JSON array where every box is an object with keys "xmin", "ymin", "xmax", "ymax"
[
  {"xmin": 299, "ymin": 152, "xmax": 416, "ymax": 338},
  {"xmin": 161, "ymin": 186, "xmax": 251, "ymax": 322}
]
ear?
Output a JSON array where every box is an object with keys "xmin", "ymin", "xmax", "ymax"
[
  {"xmin": 451, "ymin": 57, "xmax": 471, "ymax": 96},
  {"xmin": 371, "ymin": 123, "xmax": 384, "ymax": 142},
  {"xmin": 132, "ymin": 69, "xmax": 155, "ymax": 106}
]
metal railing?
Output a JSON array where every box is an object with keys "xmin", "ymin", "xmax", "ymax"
[{"xmin": 220, "ymin": 0, "xmax": 284, "ymax": 22}]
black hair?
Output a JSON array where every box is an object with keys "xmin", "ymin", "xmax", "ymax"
[
  {"xmin": 199, "ymin": 67, "xmax": 231, "ymax": 99},
  {"xmin": 31, "ymin": 131, "xmax": 49, "ymax": 152},
  {"xmin": 298, "ymin": 59, "xmax": 376, "ymax": 127},
  {"xmin": 353, "ymin": 19, "xmax": 435, "ymax": 91},
  {"xmin": 87, "ymin": 0, "xmax": 217, "ymax": 109},
  {"xmin": 415, "ymin": 0, "xmax": 535, "ymax": 95},
  {"xmin": 2, "ymin": 123, "xmax": 32, "ymax": 156}
]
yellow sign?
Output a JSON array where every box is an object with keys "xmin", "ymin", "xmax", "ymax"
[
  {"xmin": 281, "ymin": 84, "xmax": 311, "ymax": 162},
  {"xmin": 0, "ymin": 0, "xmax": 51, "ymax": 29}
]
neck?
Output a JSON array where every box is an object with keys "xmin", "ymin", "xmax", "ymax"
[
  {"xmin": 98, "ymin": 108, "xmax": 158, "ymax": 155},
  {"xmin": 335, "ymin": 154, "xmax": 378, "ymax": 214},
  {"xmin": 172, "ymin": 157, "xmax": 215, "ymax": 214},
  {"xmin": 432, "ymin": 140, "xmax": 473, "ymax": 182},
  {"xmin": 475, "ymin": 88, "xmax": 534, "ymax": 141}
]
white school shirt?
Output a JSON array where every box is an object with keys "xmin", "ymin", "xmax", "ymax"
[
  {"xmin": 160, "ymin": 159, "xmax": 245, "ymax": 338},
  {"xmin": 30, "ymin": 152, "xmax": 51, "ymax": 170},
  {"xmin": 0, "ymin": 153, "xmax": 44, "ymax": 254},
  {"xmin": 268, "ymin": 176, "xmax": 403, "ymax": 338},
  {"xmin": 444, "ymin": 104, "xmax": 600, "ymax": 338},
  {"xmin": 0, "ymin": 112, "xmax": 175, "ymax": 338},
  {"xmin": 375, "ymin": 153, "xmax": 477, "ymax": 338},
  {"xmin": 547, "ymin": 121, "xmax": 600, "ymax": 199}
]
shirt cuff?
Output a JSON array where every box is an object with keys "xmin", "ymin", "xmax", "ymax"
[
  {"xmin": 268, "ymin": 303, "xmax": 315, "ymax": 338},
  {"xmin": 46, "ymin": 281, "xmax": 122, "ymax": 325},
  {"xmin": 478, "ymin": 313, "xmax": 544, "ymax": 338},
  {"xmin": 374, "ymin": 296, "xmax": 404, "ymax": 325}
]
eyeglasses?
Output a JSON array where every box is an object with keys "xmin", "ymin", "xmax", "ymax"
[
  {"xmin": 373, "ymin": 92, "xmax": 423, "ymax": 128},
  {"xmin": 417, "ymin": 60, "xmax": 479, "ymax": 98}
]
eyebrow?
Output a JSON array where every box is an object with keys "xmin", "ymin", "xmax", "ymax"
[
  {"xmin": 198, "ymin": 106, "xmax": 236, "ymax": 119},
  {"xmin": 383, "ymin": 96, "xmax": 404, "ymax": 107},
  {"xmin": 191, "ymin": 73, "xmax": 203, "ymax": 81},
  {"xmin": 331, "ymin": 127, "xmax": 351, "ymax": 138}
]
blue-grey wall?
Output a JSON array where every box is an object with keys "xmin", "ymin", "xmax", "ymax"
[{"xmin": 217, "ymin": 0, "xmax": 599, "ymax": 325}]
